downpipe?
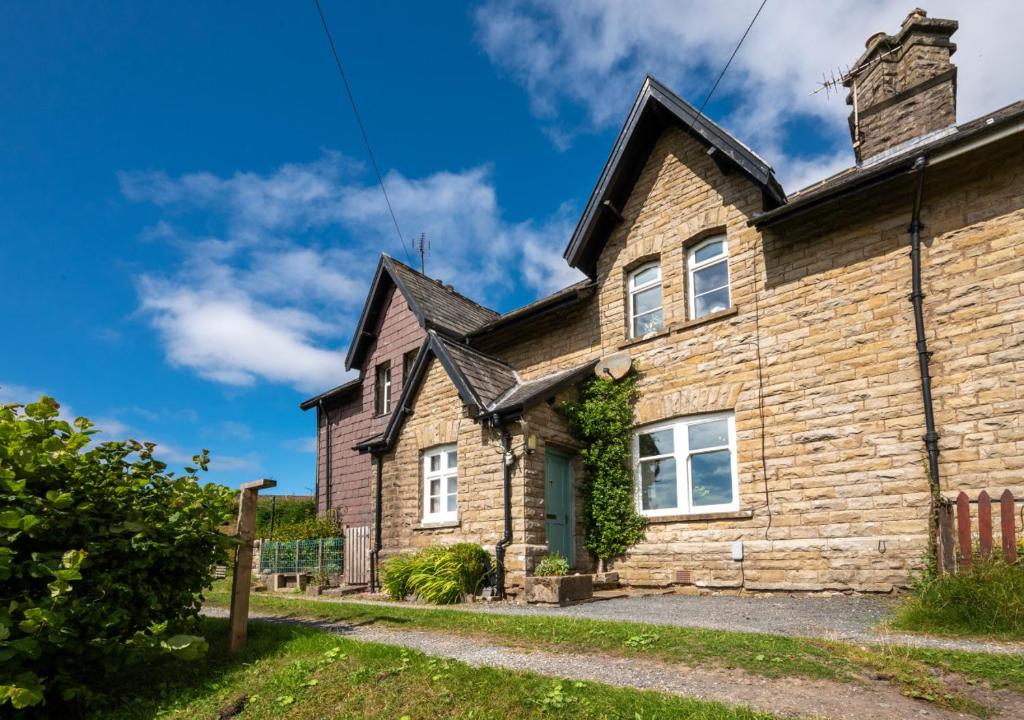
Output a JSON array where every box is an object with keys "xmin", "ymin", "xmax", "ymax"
[
  {"xmin": 907, "ymin": 156, "xmax": 943, "ymax": 542},
  {"xmin": 369, "ymin": 451, "xmax": 383, "ymax": 592},
  {"xmin": 493, "ymin": 426, "xmax": 513, "ymax": 599}
]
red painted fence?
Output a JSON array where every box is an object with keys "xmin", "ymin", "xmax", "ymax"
[{"xmin": 936, "ymin": 490, "xmax": 1020, "ymax": 575}]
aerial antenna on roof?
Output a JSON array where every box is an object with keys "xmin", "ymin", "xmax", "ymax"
[{"xmin": 418, "ymin": 233, "xmax": 430, "ymax": 275}]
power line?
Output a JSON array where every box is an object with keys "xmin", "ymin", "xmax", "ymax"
[
  {"xmin": 312, "ymin": 0, "xmax": 413, "ymax": 264},
  {"xmin": 697, "ymin": 0, "xmax": 768, "ymax": 117}
]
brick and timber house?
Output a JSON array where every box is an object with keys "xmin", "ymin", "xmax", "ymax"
[{"xmin": 302, "ymin": 9, "xmax": 1024, "ymax": 593}]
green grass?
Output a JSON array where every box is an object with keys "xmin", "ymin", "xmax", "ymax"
[
  {"xmin": 891, "ymin": 562, "xmax": 1024, "ymax": 640},
  {"xmin": 92, "ymin": 618, "xmax": 774, "ymax": 719},
  {"xmin": 204, "ymin": 584, "xmax": 1024, "ymax": 716}
]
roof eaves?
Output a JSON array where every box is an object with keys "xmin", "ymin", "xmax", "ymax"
[
  {"xmin": 298, "ymin": 376, "xmax": 361, "ymax": 411},
  {"xmin": 752, "ymin": 100, "xmax": 1024, "ymax": 228},
  {"xmin": 466, "ymin": 281, "xmax": 596, "ymax": 339}
]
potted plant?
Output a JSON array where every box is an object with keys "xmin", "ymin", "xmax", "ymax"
[{"xmin": 524, "ymin": 553, "xmax": 593, "ymax": 605}]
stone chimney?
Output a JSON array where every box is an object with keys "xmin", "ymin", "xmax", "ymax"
[{"xmin": 844, "ymin": 9, "xmax": 958, "ymax": 164}]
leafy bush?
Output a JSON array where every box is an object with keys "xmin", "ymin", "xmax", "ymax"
[
  {"xmin": 892, "ymin": 561, "xmax": 1024, "ymax": 639},
  {"xmin": 562, "ymin": 373, "xmax": 646, "ymax": 567},
  {"xmin": 534, "ymin": 553, "xmax": 570, "ymax": 577},
  {"xmin": 255, "ymin": 497, "xmax": 315, "ymax": 537},
  {"xmin": 380, "ymin": 553, "xmax": 419, "ymax": 601},
  {"xmin": 268, "ymin": 514, "xmax": 341, "ymax": 542},
  {"xmin": 379, "ymin": 544, "xmax": 490, "ymax": 604},
  {"xmin": 0, "ymin": 398, "xmax": 236, "ymax": 712}
]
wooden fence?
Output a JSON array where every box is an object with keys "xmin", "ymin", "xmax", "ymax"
[{"xmin": 936, "ymin": 490, "xmax": 1021, "ymax": 575}]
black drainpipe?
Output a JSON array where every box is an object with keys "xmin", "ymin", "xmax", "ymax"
[
  {"xmin": 369, "ymin": 450, "xmax": 383, "ymax": 592},
  {"xmin": 493, "ymin": 423, "xmax": 513, "ymax": 599},
  {"xmin": 318, "ymin": 400, "xmax": 332, "ymax": 512},
  {"xmin": 907, "ymin": 156, "xmax": 942, "ymax": 526}
]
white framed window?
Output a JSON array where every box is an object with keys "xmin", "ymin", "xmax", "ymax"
[
  {"xmin": 375, "ymin": 362, "xmax": 391, "ymax": 415},
  {"xmin": 628, "ymin": 262, "xmax": 664, "ymax": 338},
  {"xmin": 688, "ymin": 236, "xmax": 731, "ymax": 319},
  {"xmin": 422, "ymin": 444, "xmax": 458, "ymax": 523},
  {"xmin": 633, "ymin": 412, "xmax": 738, "ymax": 516}
]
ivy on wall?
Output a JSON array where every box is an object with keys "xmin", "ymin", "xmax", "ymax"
[{"xmin": 562, "ymin": 373, "xmax": 646, "ymax": 568}]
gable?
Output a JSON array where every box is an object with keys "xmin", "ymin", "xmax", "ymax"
[
  {"xmin": 563, "ymin": 75, "xmax": 785, "ymax": 278},
  {"xmin": 346, "ymin": 256, "xmax": 499, "ymax": 371}
]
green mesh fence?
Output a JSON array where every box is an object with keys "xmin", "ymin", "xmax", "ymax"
[{"xmin": 259, "ymin": 537, "xmax": 343, "ymax": 575}]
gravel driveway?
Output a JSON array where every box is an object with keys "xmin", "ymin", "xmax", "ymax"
[{"xmin": 311, "ymin": 591, "xmax": 1023, "ymax": 655}]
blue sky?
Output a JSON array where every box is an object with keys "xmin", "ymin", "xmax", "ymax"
[{"xmin": 2, "ymin": 1, "xmax": 1020, "ymax": 493}]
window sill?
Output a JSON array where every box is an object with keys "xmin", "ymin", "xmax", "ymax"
[
  {"xmin": 644, "ymin": 509, "xmax": 753, "ymax": 524},
  {"xmin": 617, "ymin": 328, "xmax": 671, "ymax": 350},
  {"xmin": 413, "ymin": 519, "xmax": 460, "ymax": 531},
  {"xmin": 670, "ymin": 306, "xmax": 739, "ymax": 334}
]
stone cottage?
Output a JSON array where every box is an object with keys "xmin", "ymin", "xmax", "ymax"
[{"xmin": 302, "ymin": 9, "xmax": 1024, "ymax": 593}]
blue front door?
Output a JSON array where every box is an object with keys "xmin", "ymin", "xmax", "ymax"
[{"xmin": 544, "ymin": 449, "xmax": 574, "ymax": 565}]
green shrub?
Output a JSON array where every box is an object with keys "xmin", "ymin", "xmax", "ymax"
[
  {"xmin": 534, "ymin": 553, "xmax": 570, "ymax": 577},
  {"xmin": 0, "ymin": 397, "xmax": 236, "ymax": 712},
  {"xmin": 892, "ymin": 561, "xmax": 1024, "ymax": 638},
  {"xmin": 255, "ymin": 497, "xmax": 315, "ymax": 537},
  {"xmin": 561, "ymin": 374, "xmax": 646, "ymax": 568},
  {"xmin": 446, "ymin": 543, "xmax": 491, "ymax": 594},
  {"xmin": 269, "ymin": 513, "xmax": 341, "ymax": 542},
  {"xmin": 380, "ymin": 553, "xmax": 418, "ymax": 601},
  {"xmin": 380, "ymin": 544, "xmax": 491, "ymax": 604}
]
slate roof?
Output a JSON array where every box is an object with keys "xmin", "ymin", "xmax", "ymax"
[
  {"xmin": 489, "ymin": 360, "xmax": 598, "ymax": 417},
  {"xmin": 753, "ymin": 99, "xmax": 1024, "ymax": 228},
  {"xmin": 467, "ymin": 279, "xmax": 596, "ymax": 339},
  {"xmin": 434, "ymin": 336, "xmax": 518, "ymax": 409},
  {"xmin": 564, "ymin": 75, "xmax": 785, "ymax": 277},
  {"xmin": 386, "ymin": 257, "xmax": 499, "ymax": 336},
  {"xmin": 344, "ymin": 255, "xmax": 499, "ymax": 371}
]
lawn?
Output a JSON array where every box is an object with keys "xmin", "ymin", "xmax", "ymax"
[
  {"xmin": 94, "ymin": 617, "xmax": 774, "ymax": 720},
  {"xmin": 204, "ymin": 585, "xmax": 1024, "ymax": 716}
]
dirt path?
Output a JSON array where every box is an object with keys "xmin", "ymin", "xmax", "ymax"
[{"xmin": 204, "ymin": 608, "xmax": 1024, "ymax": 719}]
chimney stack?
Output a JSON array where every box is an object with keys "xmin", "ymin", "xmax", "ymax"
[{"xmin": 844, "ymin": 8, "xmax": 958, "ymax": 164}]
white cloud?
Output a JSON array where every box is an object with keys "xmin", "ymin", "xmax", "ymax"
[
  {"xmin": 475, "ymin": 1, "xmax": 1024, "ymax": 189},
  {"xmin": 123, "ymin": 152, "xmax": 582, "ymax": 392}
]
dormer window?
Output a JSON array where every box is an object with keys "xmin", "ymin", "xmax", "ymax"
[
  {"xmin": 628, "ymin": 262, "xmax": 663, "ymax": 338},
  {"xmin": 375, "ymin": 361, "xmax": 391, "ymax": 415},
  {"xmin": 688, "ymin": 236, "xmax": 730, "ymax": 319}
]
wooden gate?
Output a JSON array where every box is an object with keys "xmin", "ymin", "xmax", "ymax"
[{"xmin": 344, "ymin": 525, "xmax": 371, "ymax": 585}]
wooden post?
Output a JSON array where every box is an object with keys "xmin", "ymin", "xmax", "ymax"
[
  {"xmin": 956, "ymin": 491, "xmax": 972, "ymax": 569},
  {"xmin": 937, "ymin": 502, "xmax": 955, "ymax": 575},
  {"xmin": 1001, "ymin": 490, "xmax": 1016, "ymax": 564},
  {"xmin": 229, "ymin": 479, "xmax": 276, "ymax": 654},
  {"xmin": 978, "ymin": 491, "xmax": 993, "ymax": 560}
]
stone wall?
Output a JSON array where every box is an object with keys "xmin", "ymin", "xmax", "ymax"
[
  {"xmin": 377, "ymin": 357, "xmax": 536, "ymax": 581},
  {"xmin": 469, "ymin": 126, "xmax": 1024, "ymax": 591}
]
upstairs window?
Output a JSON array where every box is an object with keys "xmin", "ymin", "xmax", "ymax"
[
  {"xmin": 688, "ymin": 236, "xmax": 730, "ymax": 318},
  {"xmin": 634, "ymin": 412, "xmax": 738, "ymax": 516},
  {"xmin": 628, "ymin": 262, "xmax": 663, "ymax": 338},
  {"xmin": 423, "ymin": 445, "xmax": 458, "ymax": 523},
  {"xmin": 374, "ymin": 361, "xmax": 391, "ymax": 415}
]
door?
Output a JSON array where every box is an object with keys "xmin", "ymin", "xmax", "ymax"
[{"xmin": 544, "ymin": 449, "xmax": 574, "ymax": 566}]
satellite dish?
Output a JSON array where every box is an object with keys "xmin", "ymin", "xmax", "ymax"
[{"xmin": 596, "ymin": 352, "xmax": 632, "ymax": 380}]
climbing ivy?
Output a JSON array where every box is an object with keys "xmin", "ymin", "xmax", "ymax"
[{"xmin": 562, "ymin": 373, "xmax": 646, "ymax": 567}]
